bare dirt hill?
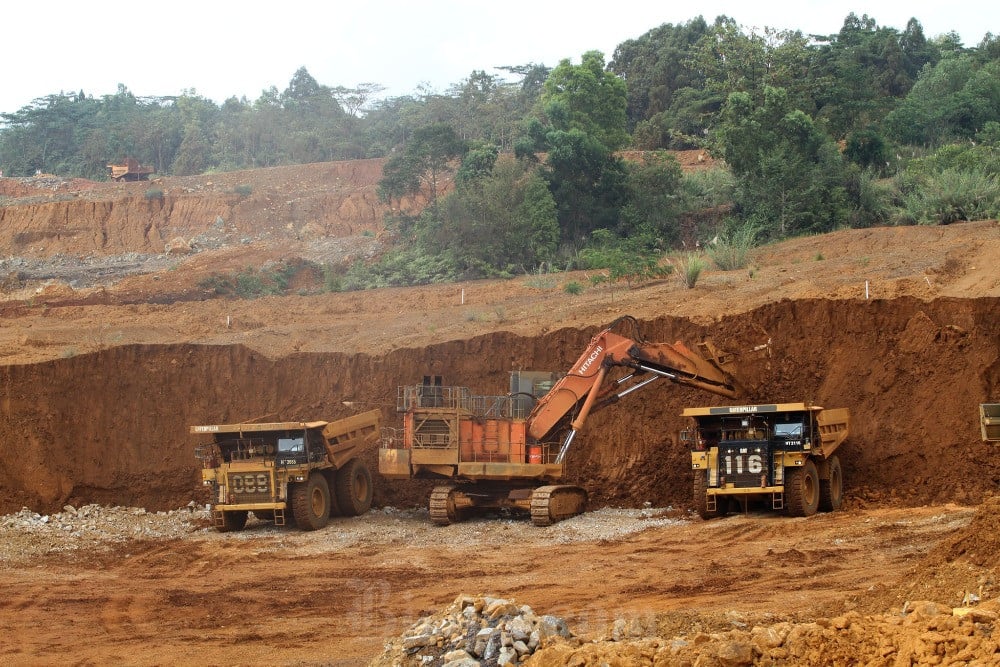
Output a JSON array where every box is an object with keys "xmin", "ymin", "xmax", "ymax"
[{"xmin": 0, "ymin": 156, "xmax": 998, "ymax": 665}]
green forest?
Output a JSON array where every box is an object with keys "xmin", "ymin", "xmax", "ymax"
[{"xmin": 2, "ymin": 13, "xmax": 999, "ymax": 286}]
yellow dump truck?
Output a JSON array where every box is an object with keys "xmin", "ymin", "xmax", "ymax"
[
  {"xmin": 684, "ymin": 403, "xmax": 850, "ymax": 518},
  {"xmin": 106, "ymin": 157, "xmax": 154, "ymax": 181},
  {"xmin": 192, "ymin": 409, "xmax": 380, "ymax": 532}
]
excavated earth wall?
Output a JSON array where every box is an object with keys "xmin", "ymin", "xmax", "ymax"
[
  {"xmin": 0, "ymin": 159, "xmax": 407, "ymax": 257},
  {"xmin": 1, "ymin": 295, "xmax": 996, "ymax": 516}
]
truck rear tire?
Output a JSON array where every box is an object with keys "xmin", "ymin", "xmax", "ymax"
[
  {"xmin": 218, "ymin": 510, "xmax": 248, "ymax": 533},
  {"xmin": 335, "ymin": 458, "xmax": 373, "ymax": 517},
  {"xmin": 819, "ymin": 455, "xmax": 843, "ymax": 512},
  {"xmin": 291, "ymin": 473, "xmax": 331, "ymax": 531},
  {"xmin": 785, "ymin": 460, "xmax": 820, "ymax": 517}
]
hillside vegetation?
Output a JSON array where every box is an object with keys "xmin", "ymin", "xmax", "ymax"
[{"xmin": 1, "ymin": 13, "xmax": 999, "ymax": 290}]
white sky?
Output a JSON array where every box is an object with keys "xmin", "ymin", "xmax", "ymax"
[{"xmin": 1, "ymin": 1, "xmax": 995, "ymax": 115}]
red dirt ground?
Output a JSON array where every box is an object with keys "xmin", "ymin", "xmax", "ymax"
[{"xmin": 0, "ymin": 155, "xmax": 998, "ymax": 664}]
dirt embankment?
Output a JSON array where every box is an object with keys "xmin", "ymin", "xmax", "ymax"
[
  {"xmin": 0, "ymin": 159, "xmax": 411, "ymax": 260},
  {"xmin": 0, "ymin": 296, "xmax": 996, "ymax": 517}
]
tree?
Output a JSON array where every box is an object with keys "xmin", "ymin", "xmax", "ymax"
[
  {"xmin": 844, "ymin": 127, "xmax": 889, "ymax": 171},
  {"xmin": 377, "ymin": 123, "xmax": 467, "ymax": 213},
  {"xmin": 609, "ymin": 17, "xmax": 710, "ymax": 129},
  {"xmin": 883, "ymin": 56, "xmax": 1000, "ymax": 145},
  {"xmin": 811, "ymin": 14, "xmax": 939, "ymax": 138},
  {"xmin": 689, "ymin": 18, "xmax": 812, "ymax": 105},
  {"xmin": 716, "ymin": 86, "xmax": 847, "ymax": 238},
  {"xmin": 543, "ymin": 128, "xmax": 628, "ymax": 244},
  {"xmin": 542, "ymin": 51, "xmax": 630, "ymax": 151},
  {"xmin": 434, "ymin": 158, "xmax": 558, "ymax": 275},
  {"xmin": 169, "ymin": 93, "xmax": 219, "ymax": 175},
  {"xmin": 519, "ymin": 51, "xmax": 631, "ymax": 245},
  {"xmin": 331, "ymin": 82, "xmax": 386, "ymax": 117},
  {"xmin": 620, "ymin": 151, "xmax": 685, "ymax": 246}
]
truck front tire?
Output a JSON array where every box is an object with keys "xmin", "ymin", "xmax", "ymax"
[
  {"xmin": 336, "ymin": 458, "xmax": 373, "ymax": 517},
  {"xmin": 785, "ymin": 460, "xmax": 820, "ymax": 517},
  {"xmin": 291, "ymin": 473, "xmax": 331, "ymax": 531}
]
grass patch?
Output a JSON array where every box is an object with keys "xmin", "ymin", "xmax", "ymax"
[{"xmin": 678, "ymin": 253, "xmax": 708, "ymax": 289}]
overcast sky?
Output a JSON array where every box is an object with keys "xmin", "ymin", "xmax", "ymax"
[{"xmin": 1, "ymin": 1, "xmax": 994, "ymax": 115}]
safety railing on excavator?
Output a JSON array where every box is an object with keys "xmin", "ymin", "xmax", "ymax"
[{"xmin": 396, "ymin": 385, "xmax": 527, "ymax": 418}]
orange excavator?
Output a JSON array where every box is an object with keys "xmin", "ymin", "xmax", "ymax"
[{"xmin": 379, "ymin": 315, "xmax": 743, "ymax": 525}]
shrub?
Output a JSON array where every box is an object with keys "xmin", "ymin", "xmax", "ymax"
[
  {"xmin": 678, "ymin": 253, "xmax": 707, "ymax": 289},
  {"xmin": 234, "ymin": 183, "xmax": 253, "ymax": 197},
  {"xmin": 563, "ymin": 281, "xmax": 584, "ymax": 295},
  {"xmin": 577, "ymin": 229, "xmax": 672, "ymax": 289},
  {"xmin": 525, "ymin": 264, "xmax": 557, "ymax": 289},
  {"xmin": 705, "ymin": 221, "xmax": 759, "ymax": 271},
  {"xmin": 196, "ymin": 262, "xmax": 308, "ymax": 298},
  {"xmin": 899, "ymin": 169, "xmax": 1000, "ymax": 224},
  {"xmin": 847, "ymin": 167, "xmax": 894, "ymax": 228},
  {"xmin": 680, "ymin": 167, "xmax": 736, "ymax": 210},
  {"xmin": 144, "ymin": 187, "xmax": 164, "ymax": 200}
]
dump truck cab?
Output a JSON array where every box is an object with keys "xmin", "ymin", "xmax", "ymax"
[{"xmin": 685, "ymin": 403, "xmax": 850, "ymax": 519}]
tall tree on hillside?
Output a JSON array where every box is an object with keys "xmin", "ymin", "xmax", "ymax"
[
  {"xmin": 377, "ymin": 123, "xmax": 467, "ymax": 214},
  {"xmin": 716, "ymin": 86, "xmax": 847, "ymax": 238},
  {"xmin": 170, "ymin": 92, "xmax": 219, "ymax": 175},
  {"xmin": 516, "ymin": 51, "xmax": 629, "ymax": 245},
  {"xmin": 541, "ymin": 50, "xmax": 630, "ymax": 151},
  {"xmin": 609, "ymin": 17, "xmax": 710, "ymax": 129},
  {"xmin": 884, "ymin": 56, "xmax": 1000, "ymax": 145},
  {"xmin": 689, "ymin": 18, "xmax": 813, "ymax": 106},
  {"xmin": 811, "ymin": 14, "xmax": 939, "ymax": 138}
]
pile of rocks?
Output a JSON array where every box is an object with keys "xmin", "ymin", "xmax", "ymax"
[
  {"xmin": 0, "ymin": 503, "xmax": 206, "ymax": 562},
  {"xmin": 371, "ymin": 594, "xmax": 571, "ymax": 666},
  {"xmin": 530, "ymin": 599, "xmax": 1000, "ymax": 665}
]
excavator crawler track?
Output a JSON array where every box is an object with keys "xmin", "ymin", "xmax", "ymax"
[
  {"xmin": 530, "ymin": 485, "xmax": 587, "ymax": 526},
  {"xmin": 429, "ymin": 485, "xmax": 459, "ymax": 526}
]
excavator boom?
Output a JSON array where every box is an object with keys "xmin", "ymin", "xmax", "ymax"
[{"xmin": 525, "ymin": 316, "xmax": 741, "ymax": 460}]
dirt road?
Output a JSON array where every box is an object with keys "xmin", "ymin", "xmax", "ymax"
[{"xmin": 0, "ymin": 503, "xmax": 980, "ymax": 665}]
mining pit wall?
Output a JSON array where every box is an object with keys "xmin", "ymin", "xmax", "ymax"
[{"xmin": 0, "ymin": 296, "xmax": 997, "ymax": 515}]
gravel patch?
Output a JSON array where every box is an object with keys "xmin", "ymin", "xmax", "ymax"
[{"xmin": 0, "ymin": 503, "xmax": 689, "ymax": 565}]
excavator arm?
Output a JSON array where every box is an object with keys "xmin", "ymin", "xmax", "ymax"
[{"xmin": 525, "ymin": 316, "xmax": 742, "ymax": 463}]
